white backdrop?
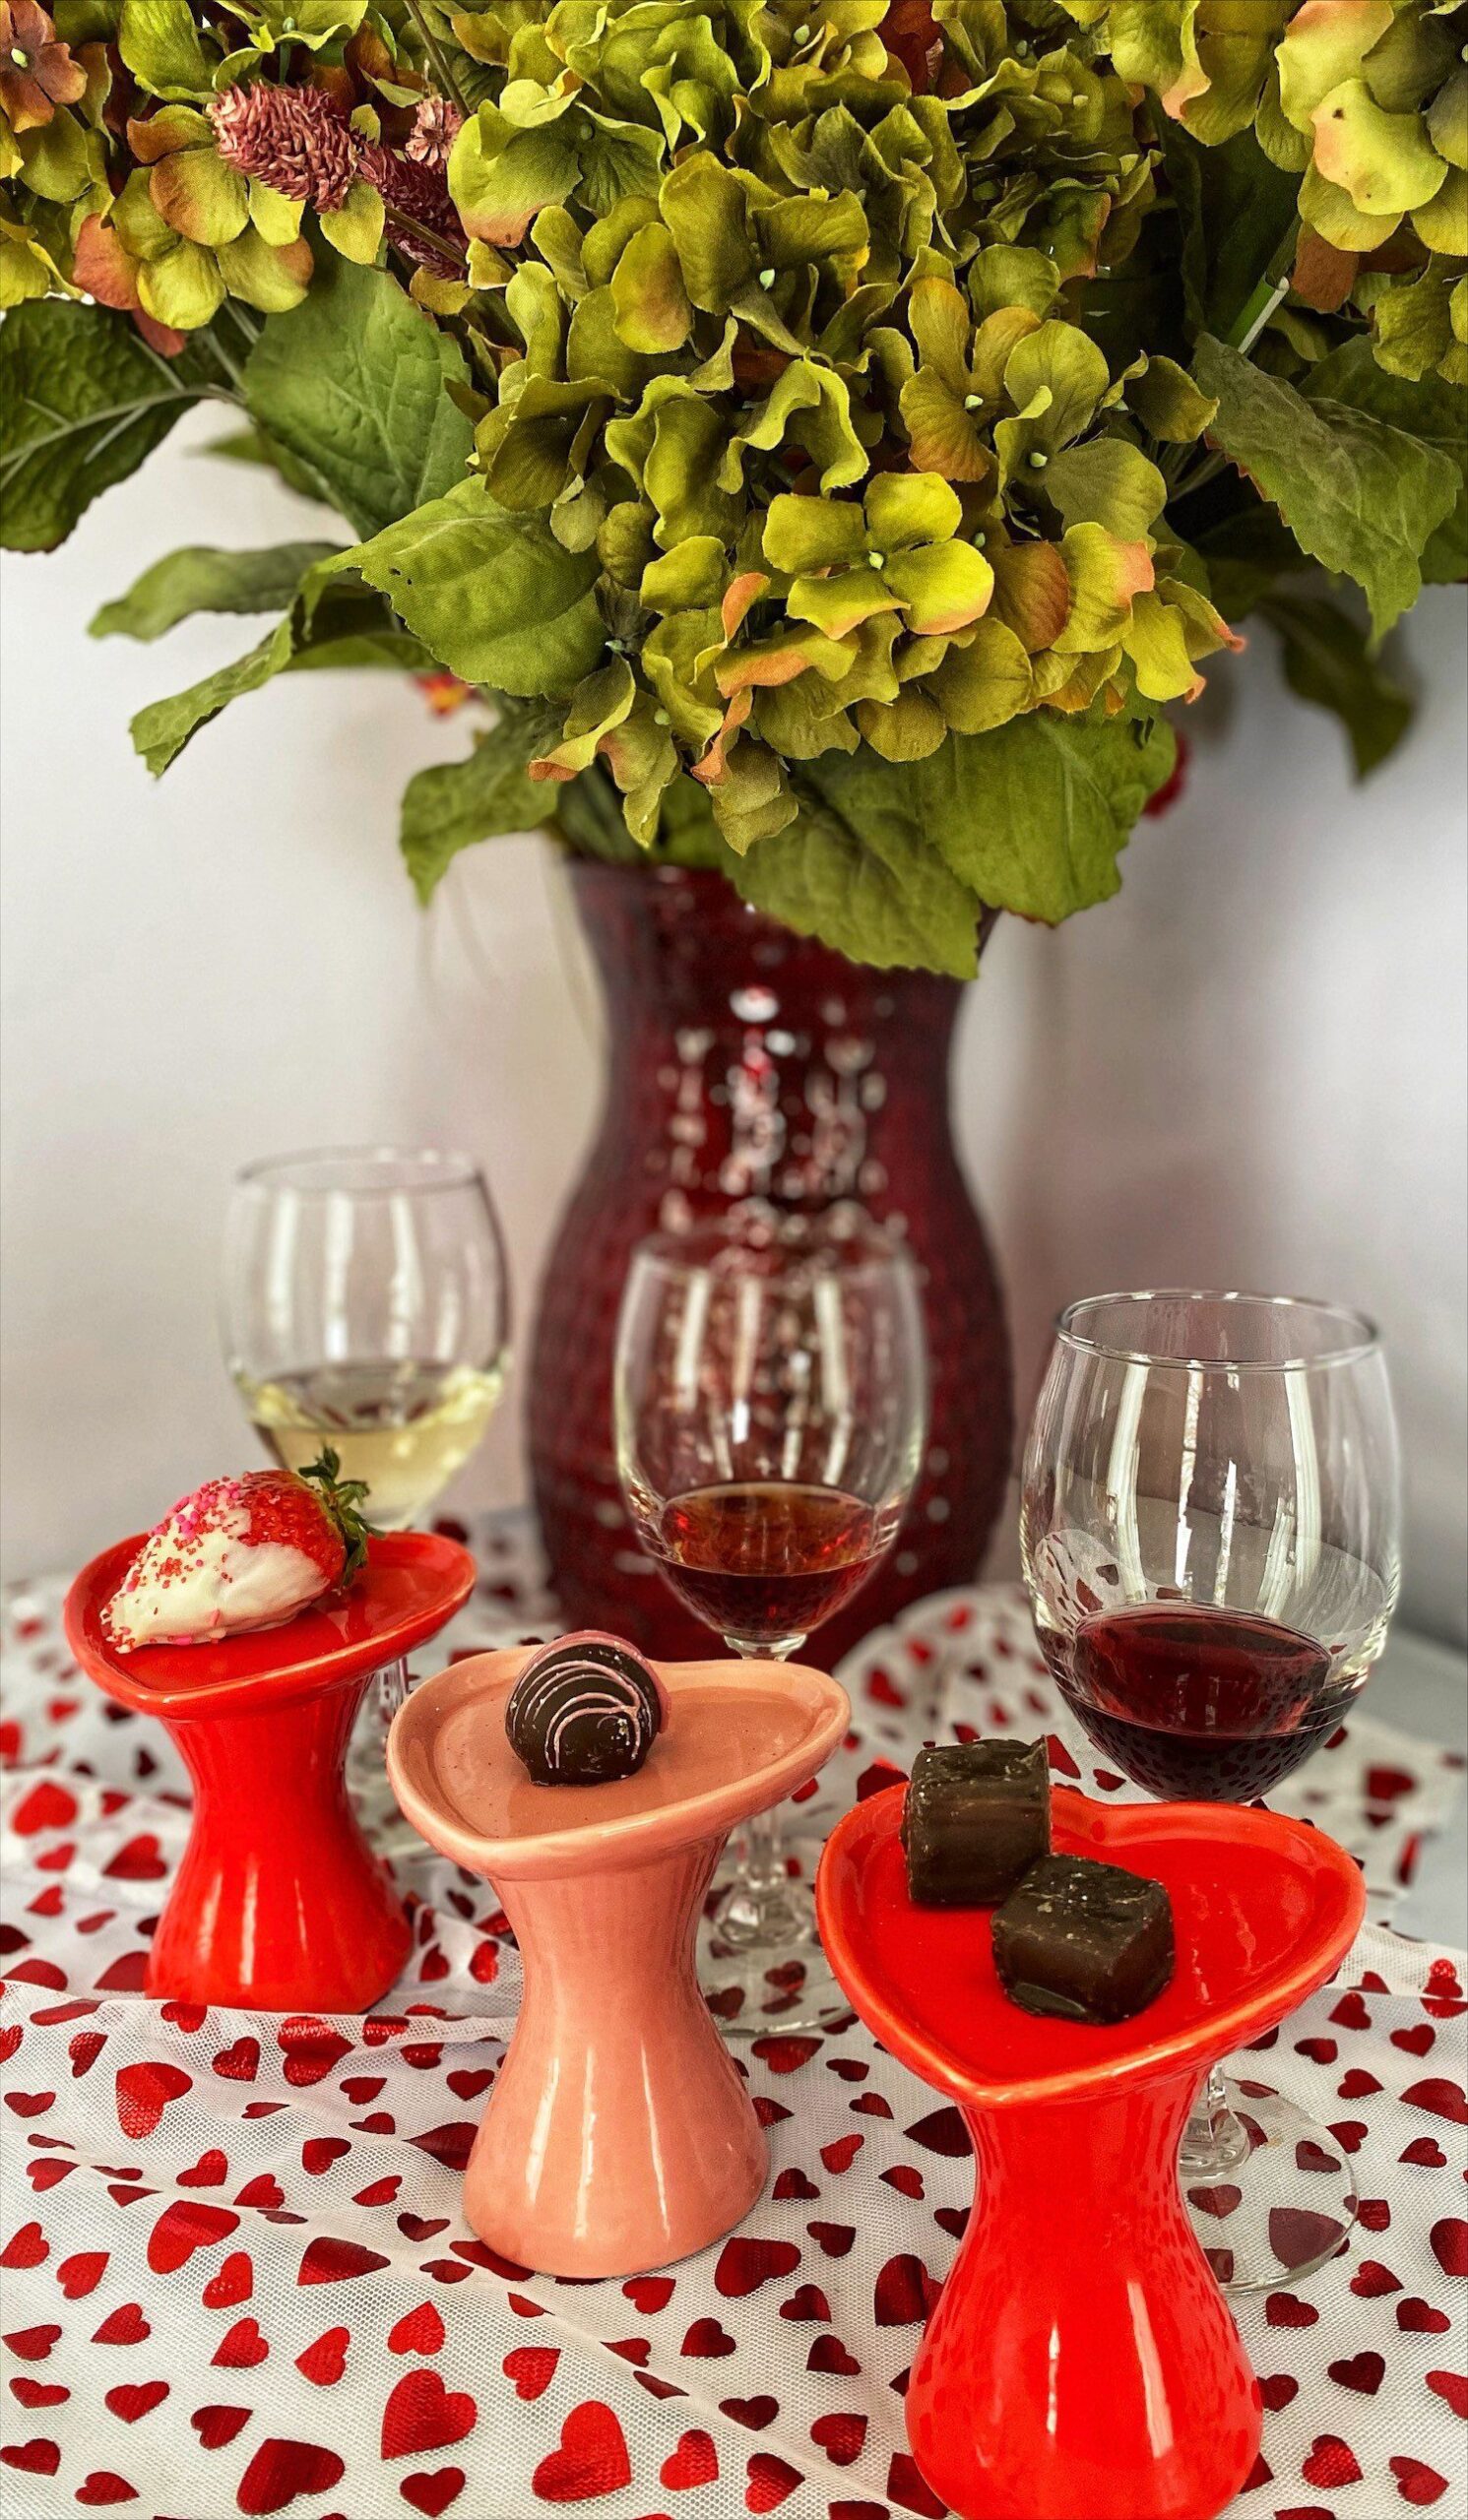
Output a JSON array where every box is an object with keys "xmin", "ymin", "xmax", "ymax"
[{"xmin": 3, "ymin": 410, "xmax": 1465, "ymax": 1643}]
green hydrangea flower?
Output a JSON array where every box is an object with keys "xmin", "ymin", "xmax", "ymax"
[
  {"xmin": 5, "ymin": 0, "xmax": 1461, "ymax": 971},
  {"xmin": 1065, "ymin": 0, "xmax": 1468, "ymax": 383}
]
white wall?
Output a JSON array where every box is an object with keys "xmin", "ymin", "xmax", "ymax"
[{"xmin": 4, "ymin": 410, "xmax": 1465, "ymax": 1643}]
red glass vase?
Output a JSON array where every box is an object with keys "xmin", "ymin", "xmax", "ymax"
[{"xmin": 527, "ymin": 862, "xmax": 1011, "ymax": 1661}]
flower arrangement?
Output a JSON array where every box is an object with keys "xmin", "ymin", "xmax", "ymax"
[{"xmin": 2, "ymin": 1, "xmax": 1463, "ymax": 974}]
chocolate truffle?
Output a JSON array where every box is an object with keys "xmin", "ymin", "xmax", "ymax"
[
  {"xmin": 991, "ymin": 1853, "xmax": 1175, "ymax": 2025},
  {"xmin": 506, "ymin": 1632, "xmax": 664, "ymax": 1786},
  {"xmin": 902, "ymin": 1739, "xmax": 1051, "ymax": 1907}
]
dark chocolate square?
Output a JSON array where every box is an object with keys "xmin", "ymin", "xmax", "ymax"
[
  {"xmin": 902, "ymin": 1738, "xmax": 1051, "ymax": 1908},
  {"xmin": 991, "ymin": 1853, "xmax": 1175, "ymax": 2025}
]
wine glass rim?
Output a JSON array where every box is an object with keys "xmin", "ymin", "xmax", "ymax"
[
  {"xmin": 233, "ymin": 1146, "xmax": 483, "ymax": 1197},
  {"xmin": 628, "ymin": 1217, "xmax": 918, "ymax": 1287},
  {"xmin": 1053, "ymin": 1289, "xmax": 1382, "ymax": 1373}
]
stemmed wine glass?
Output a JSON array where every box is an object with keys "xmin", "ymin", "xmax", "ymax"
[
  {"xmin": 615, "ymin": 1216, "xmax": 927, "ymax": 2034},
  {"xmin": 223, "ymin": 1148, "xmax": 509, "ymax": 1758},
  {"xmin": 223, "ymin": 1148, "xmax": 510, "ymax": 1528},
  {"xmin": 1022, "ymin": 1291, "xmax": 1400, "ymax": 2292}
]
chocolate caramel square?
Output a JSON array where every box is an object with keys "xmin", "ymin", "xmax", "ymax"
[
  {"xmin": 991, "ymin": 1853, "xmax": 1175, "ymax": 2024},
  {"xmin": 902, "ymin": 1738, "xmax": 1051, "ymax": 1908}
]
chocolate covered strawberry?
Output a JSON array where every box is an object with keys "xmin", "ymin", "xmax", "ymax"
[{"xmin": 104, "ymin": 1450, "xmax": 377, "ymax": 1650}]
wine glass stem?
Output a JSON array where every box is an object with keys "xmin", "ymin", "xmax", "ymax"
[
  {"xmin": 717, "ymin": 1638, "xmax": 812, "ymax": 1953},
  {"xmin": 1180, "ymin": 2064, "xmax": 1251, "ymax": 2179},
  {"xmin": 376, "ymin": 1657, "xmax": 411, "ymax": 1738}
]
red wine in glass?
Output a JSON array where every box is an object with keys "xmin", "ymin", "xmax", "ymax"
[
  {"xmin": 653, "ymin": 1481, "xmax": 882, "ymax": 1647},
  {"xmin": 1053, "ymin": 1605, "xmax": 1343, "ymax": 1799}
]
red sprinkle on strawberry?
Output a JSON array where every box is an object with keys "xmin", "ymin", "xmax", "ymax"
[{"xmin": 104, "ymin": 1451, "xmax": 377, "ymax": 1651}]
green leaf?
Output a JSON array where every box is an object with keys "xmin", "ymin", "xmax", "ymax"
[
  {"xmin": 734, "ymin": 769, "xmax": 987, "ymax": 977},
  {"xmin": 1301, "ymin": 341, "xmax": 1468, "ymax": 586},
  {"xmin": 1195, "ymin": 335, "xmax": 1460, "ymax": 637},
  {"xmin": 1191, "ymin": 496, "xmax": 1309, "ymax": 617},
  {"xmin": 244, "ymin": 260, "xmax": 475, "ymax": 540},
  {"xmin": 199, "ymin": 421, "xmax": 329, "ymax": 504},
  {"xmin": 339, "ymin": 476, "xmax": 605, "ymax": 697},
  {"xmin": 281, "ymin": 578, "xmax": 430, "ymax": 672},
  {"xmin": 1259, "ymin": 589, "xmax": 1414, "ymax": 778},
  {"xmin": 91, "ymin": 541, "xmax": 342, "ymax": 641},
  {"xmin": 118, "ymin": 0, "xmax": 213, "ymax": 98},
  {"xmin": 0, "ymin": 299, "xmax": 209, "ymax": 551},
  {"xmin": 283, "ymin": 627, "xmax": 427, "ymax": 671},
  {"xmin": 132, "ymin": 615, "xmax": 297, "ymax": 775},
  {"xmin": 399, "ymin": 706, "xmax": 564, "ymax": 902},
  {"xmin": 915, "ymin": 713, "xmax": 1178, "ymax": 925},
  {"xmin": 128, "ymin": 558, "xmax": 407, "ymax": 771}
]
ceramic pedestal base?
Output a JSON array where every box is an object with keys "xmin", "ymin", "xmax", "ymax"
[
  {"xmin": 65, "ymin": 1531, "xmax": 476, "ymax": 2012},
  {"xmin": 910, "ymin": 2072, "xmax": 1259, "ymax": 2520},
  {"xmin": 818, "ymin": 1783, "xmax": 1366, "ymax": 2520},
  {"xmin": 388, "ymin": 1646, "xmax": 849, "ymax": 2278},
  {"xmin": 470, "ymin": 1839, "xmax": 766, "ymax": 2276},
  {"xmin": 149, "ymin": 1680, "xmax": 412, "ymax": 2010}
]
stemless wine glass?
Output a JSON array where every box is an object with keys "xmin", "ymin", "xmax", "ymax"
[
  {"xmin": 223, "ymin": 1149, "xmax": 509, "ymax": 1747},
  {"xmin": 615, "ymin": 1216, "xmax": 927, "ymax": 2034},
  {"xmin": 1022, "ymin": 1290, "xmax": 1400, "ymax": 2292}
]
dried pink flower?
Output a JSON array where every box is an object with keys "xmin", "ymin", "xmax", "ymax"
[
  {"xmin": 363, "ymin": 142, "xmax": 466, "ymax": 272},
  {"xmin": 208, "ymin": 82, "xmax": 359, "ymax": 213},
  {"xmin": 405, "ymin": 94, "xmax": 463, "ymax": 170}
]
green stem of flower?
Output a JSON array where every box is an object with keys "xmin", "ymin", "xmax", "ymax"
[
  {"xmin": 386, "ymin": 204, "xmax": 468, "ymax": 269},
  {"xmin": 1169, "ymin": 449, "xmax": 1230, "ymax": 505},
  {"xmin": 223, "ymin": 298, "xmax": 261, "ymax": 353},
  {"xmin": 402, "ymin": 0, "xmax": 470, "ymax": 112},
  {"xmin": 1226, "ymin": 216, "xmax": 1302, "ymax": 355},
  {"xmin": 205, "ymin": 321, "xmax": 248, "ymax": 397}
]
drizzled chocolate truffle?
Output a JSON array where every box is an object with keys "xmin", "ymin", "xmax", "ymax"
[{"xmin": 506, "ymin": 1632, "xmax": 665, "ymax": 1786}]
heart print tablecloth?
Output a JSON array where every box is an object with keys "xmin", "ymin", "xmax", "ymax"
[{"xmin": 2, "ymin": 1520, "xmax": 1464, "ymax": 2520}]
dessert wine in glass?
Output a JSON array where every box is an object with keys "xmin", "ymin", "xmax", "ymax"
[
  {"xmin": 223, "ymin": 1149, "xmax": 509, "ymax": 1760},
  {"xmin": 1022, "ymin": 1291, "xmax": 1400, "ymax": 2291},
  {"xmin": 615, "ymin": 1217, "xmax": 927, "ymax": 2034}
]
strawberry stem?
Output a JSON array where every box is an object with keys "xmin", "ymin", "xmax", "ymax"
[{"xmin": 300, "ymin": 1445, "xmax": 380, "ymax": 1583}]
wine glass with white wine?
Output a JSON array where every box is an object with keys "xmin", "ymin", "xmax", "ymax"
[
  {"xmin": 223, "ymin": 1147, "xmax": 509, "ymax": 1532},
  {"xmin": 223, "ymin": 1145, "xmax": 508, "ymax": 1802}
]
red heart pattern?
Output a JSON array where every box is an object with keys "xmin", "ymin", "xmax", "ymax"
[
  {"xmin": 236, "ymin": 2436, "xmax": 346, "ymax": 2514},
  {"xmin": 295, "ymin": 2327, "xmax": 350, "ymax": 2386},
  {"xmin": 532, "ymin": 2402, "xmax": 632, "ymax": 2502},
  {"xmin": 660, "ymin": 2428, "xmax": 718, "ymax": 2489},
  {"xmin": 191, "ymin": 2404, "xmax": 252, "ymax": 2449},
  {"xmin": 714, "ymin": 2236, "xmax": 801, "ymax": 2298},
  {"xmin": 504, "ymin": 2348, "xmax": 560, "ymax": 2402},
  {"xmin": 389, "ymin": 2302, "xmax": 445, "ymax": 2357},
  {"xmin": 113, "ymin": 2061, "xmax": 190, "ymax": 2139},
  {"xmin": 381, "ymin": 2369, "xmax": 478, "ymax": 2460},
  {"xmin": 1, "ymin": 1559, "xmax": 1463, "ymax": 2519},
  {"xmin": 402, "ymin": 2471, "xmax": 467, "ymax": 2517},
  {"xmin": 102, "ymin": 2380, "xmax": 168, "ymax": 2424},
  {"xmin": 147, "ymin": 2197, "xmax": 239, "ymax": 2273}
]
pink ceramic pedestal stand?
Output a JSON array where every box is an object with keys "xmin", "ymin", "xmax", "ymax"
[
  {"xmin": 64, "ymin": 1532, "xmax": 476, "ymax": 2012},
  {"xmin": 388, "ymin": 1647, "xmax": 849, "ymax": 2278},
  {"xmin": 817, "ymin": 1784, "xmax": 1367, "ymax": 2520}
]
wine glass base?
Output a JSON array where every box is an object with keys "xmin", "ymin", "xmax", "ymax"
[
  {"xmin": 698, "ymin": 1866, "xmax": 850, "ymax": 2038},
  {"xmin": 1183, "ymin": 2081, "xmax": 1357, "ymax": 2293}
]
